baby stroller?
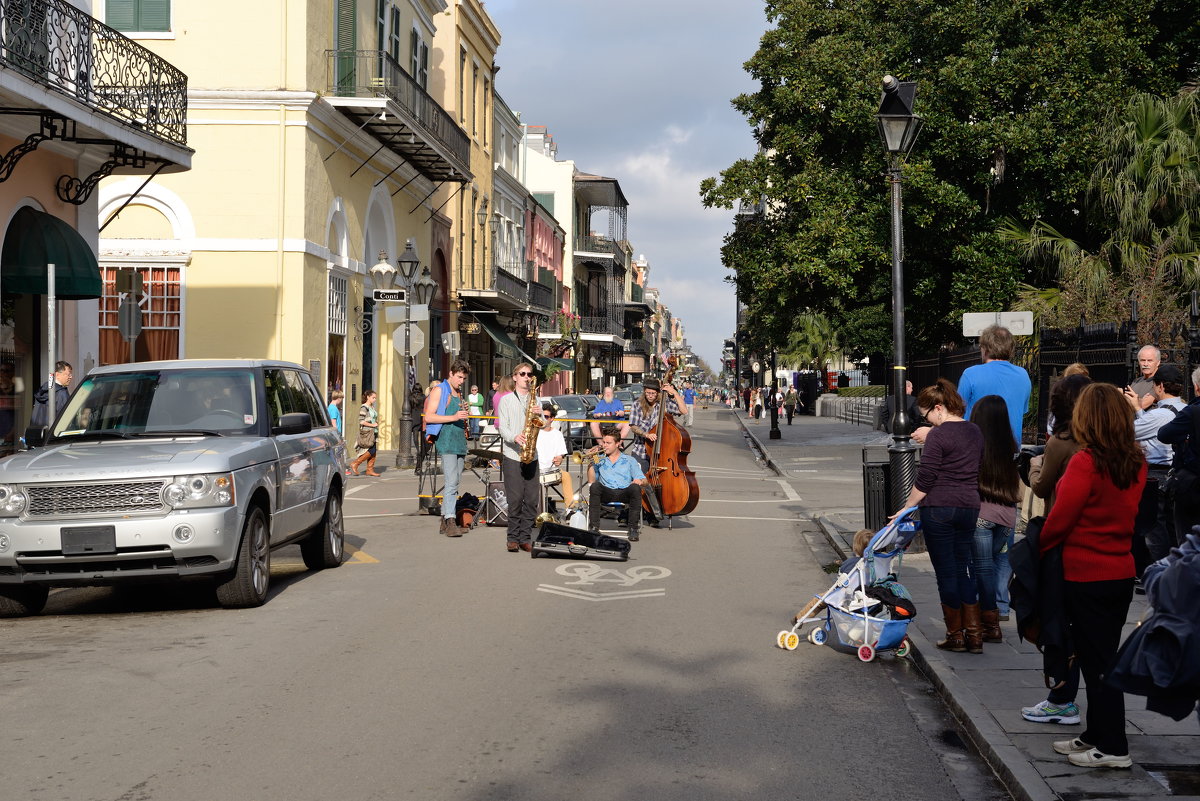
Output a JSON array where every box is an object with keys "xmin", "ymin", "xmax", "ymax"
[{"xmin": 776, "ymin": 507, "xmax": 920, "ymax": 662}]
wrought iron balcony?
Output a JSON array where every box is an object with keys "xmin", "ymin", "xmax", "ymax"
[
  {"xmin": 494, "ymin": 264, "xmax": 527, "ymax": 304},
  {"xmin": 574, "ymin": 234, "xmax": 622, "ymax": 259},
  {"xmin": 626, "ymin": 338, "xmax": 651, "ymax": 355},
  {"xmin": 579, "ymin": 314, "xmax": 622, "ymax": 336},
  {"xmin": 0, "ymin": 0, "xmax": 188, "ymax": 146},
  {"xmin": 326, "ymin": 49, "xmax": 470, "ymax": 181},
  {"xmin": 528, "ymin": 280, "xmax": 553, "ymax": 311}
]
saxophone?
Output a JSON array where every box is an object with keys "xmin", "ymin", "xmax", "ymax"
[{"xmin": 519, "ymin": 376, "xmax": 542, "ymax": 464}]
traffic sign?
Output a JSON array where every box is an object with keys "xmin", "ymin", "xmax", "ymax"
[
  {"xmin": 118, "ymin": 297, "xmax": 142, "ymax": 342},
  {"xmin": 373, "ymin": 288, "xmax": 407, "ymax": 302},
  {"xmin": 392, "ymin": 323, "xmax": 424, "ymax": 353}
]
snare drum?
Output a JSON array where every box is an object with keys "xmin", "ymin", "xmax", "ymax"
[{"xmin": 539, "ymin": 468, "xmax": 562, "ymax": 486}]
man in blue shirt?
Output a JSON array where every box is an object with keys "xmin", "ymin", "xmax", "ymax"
[
  {"xmin": 957, "ymin": 325, "xmax": 1031, "ymax": 445},
  {"xmin": 681, "ymin": 381, "xmax": 697, "ymax": 426},
  {"xmin": 590, "ymin": 385, "xmax": 628, "ymax": 444},
  {"xmin": 588, "ymin": 431, "xmax": 646, "ymax": 541}
]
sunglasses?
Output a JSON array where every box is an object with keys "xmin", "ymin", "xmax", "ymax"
[{"xmin": 516, "ymin": 371, "xmax": 533, "ymax": 377}]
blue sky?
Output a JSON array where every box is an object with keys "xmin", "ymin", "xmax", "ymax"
[{"xmin": 485, "ymin": 0, "xmax": 767, "ymax": 369}]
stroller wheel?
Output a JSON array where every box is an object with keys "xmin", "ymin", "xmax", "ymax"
[
  {"xmin": 776, "ymin": 630, "xmax": 791, "ymax": 649},
  {"xmin": 895, "ymin": 638, "xmax": 911, "ymax": 658},
  {"xmin": 857, "ymin": 644, "xmax": 875, "ymax": 662},
  {"xmin": 809, "ymin": 627, "xmax": 826, "ymax": 645},
  {"xmin": 783, "ymin": 631, "xmax": 800, "ymax": 651}
]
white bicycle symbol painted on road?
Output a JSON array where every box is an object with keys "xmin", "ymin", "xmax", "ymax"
[{"xmin": 554, "ymin": 563, "xmax": 672, "ymax": 587}]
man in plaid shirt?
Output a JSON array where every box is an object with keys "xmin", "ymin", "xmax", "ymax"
[{"xmin": 628, "ymin": 377, "xmax": 685, "ymax": 466}]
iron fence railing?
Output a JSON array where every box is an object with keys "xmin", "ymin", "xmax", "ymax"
[
  {"xmin": 528, "ymin": 280, "xmax": 553, "ymax": 310},
  {"xmin": 326, "ymin": 49, "xmax": 468, "ymax": 168},
  {"xmin": 626, "ymin": 338, "xmax": 650, "ymax": 354},
  {"xmin": 0, "ymin": 0, "xmax": 188, "ymax": 146},
  {"xmin": 494, "ymin": 265, "xmax": 527, "ymax": 302},
  {"xmin": 574, "ymin": 234, "xmax": 622, "ymax": 259},
  {"xmin": 579, "ymin": 314, "xmax": 622, "ymax": 336}
]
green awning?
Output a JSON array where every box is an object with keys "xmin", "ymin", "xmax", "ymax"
[
  {"xmin": 475, "ymin": 313, "xmax": 538, "ymax": 363},
  {"xmin": 537, "ymin": 357, "xmax": 575, "ymax": 371},
  {"xmin": 2, "ymin": 207, "xmax": 102, "ymax": 299}
]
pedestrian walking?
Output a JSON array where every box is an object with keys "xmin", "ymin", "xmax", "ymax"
[
  {"xmin": 682, "ymin": 381, "xmax": 697, "ymax": 427},
  {"xmin": 466, "ymin": 384, "xmax": 484, "ymax": 440},
  {"xmin": 783, "ymin": 386, "xmax": 800, "ymax": 424},
  {"xmin": 348, "ymin": 390, "xmax": 380, "ymax": 476},
  {"xmin": 327, "ymin": 390, "xmax": 344, "ymax": 435},
  {"xmin": 29, "ymin": 360, "xmax": 72, "ymax": 430}
]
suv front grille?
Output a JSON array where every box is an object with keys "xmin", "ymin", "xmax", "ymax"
[{"xmin": 26, "ymin": 481, "xmax": 166, "ymax": 517}]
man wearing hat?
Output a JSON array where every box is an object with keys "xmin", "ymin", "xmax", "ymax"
[
  {"xmin": 628, "ymin": 378, "xmax": 687, "ymax": 525},
  {"xmin": 1126, "ymin": 364, "xmax": 1187, "ymax": 561}
]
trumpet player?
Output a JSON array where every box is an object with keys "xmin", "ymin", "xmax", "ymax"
[
  {"xmin": 588, "ymin": 430, "xmax": 647, "ymax": 542},
  {"xmin": 498, "ymin": 362, "xmax": 543, "ymax": 552}
]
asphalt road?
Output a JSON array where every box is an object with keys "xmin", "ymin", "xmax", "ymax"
[{"xmin": 0, "ymin": 408, "xmax": 1001, "ymax": 801}]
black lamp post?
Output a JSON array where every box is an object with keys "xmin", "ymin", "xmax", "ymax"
[
  {"xmin": 768, "ymin": 348, "xmax": 782, "ymax": 439},
  {"xmin": 876, "ymin": 75, "xmax": 923, "ymax": 514}
]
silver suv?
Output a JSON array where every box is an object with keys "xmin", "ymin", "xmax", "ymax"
[{"xmin": 0, "ymin": 360, "xmax": 348, "ymax": 615}]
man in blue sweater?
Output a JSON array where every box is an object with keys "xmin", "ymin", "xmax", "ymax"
[{"xmin": 958, "ymin": 325, "xmax": 1031, "ymax": 446}]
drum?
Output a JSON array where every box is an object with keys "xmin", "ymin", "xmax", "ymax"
[{"xmin": 539, "ymin": 468, "xmax": 562, "ymax": 486}]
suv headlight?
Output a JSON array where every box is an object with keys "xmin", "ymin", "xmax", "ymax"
[
  {"xmin": 0, "ymin": 484, "xmax": 27, "ymax": 517},
  {"xmin": 162, "ymin": 473, "xmax": 235, "ymax": 510}
]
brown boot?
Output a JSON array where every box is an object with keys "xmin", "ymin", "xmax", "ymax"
[
  {"xmin": 364, "ymin": 455, "xmax": 381, "ymax": 476},
  {"xmin": 962, "ymin": 603, "xmax": 984, "ymax": 653},
  {"xmin": 937, "ymin": 604, "xmax": 966, "ymax": 652},
  {"xmin": 440, "ymin": 518, "xmax": 462, "ymax": 538},
  {"xmin": 981, "ymin": 608, "xmax": 1003, "ymax": 643},
  {"xmin": 349, "ymin": 452, "xmax": 369, "ymax": 475}
]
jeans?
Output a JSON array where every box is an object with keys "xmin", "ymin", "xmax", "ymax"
[
  {"xmin": 468, "ymin": 416, "xmax": 480, "ymax": 439},
  {"xmin": 1065, "ymin": 578, "xmax": 1134, "ymax": 755},
  {"xmin": 973, "ymin": 519, "xmax": 1014, "ymax": 612},
  {"xmin": 922, "ymin": 505, "xmax": 979, "ymax": 608},
  {"xmin": 440, "ymin": 452, "xmax": 464, "ymax": 521}
]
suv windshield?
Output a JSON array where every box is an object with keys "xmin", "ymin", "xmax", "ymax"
[{"xmin": 52, "ymin": 369, "xmax": 260, "ymax": 439}]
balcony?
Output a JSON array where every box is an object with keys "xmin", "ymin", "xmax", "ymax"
[
  {"xmin": 325, "ymin": 50, "xmax": 470, "ymax": 182},
  {"xmin": 574, "ymin": 234, "xmax": 622, "ymax": 260},
  {"xmin": 495, "ymin": 264, "xmax": 527, "ymax": 304},
  {"xmin": 626, "ymin": 338, "xmax": 651, "ymax": 355},
  {"xmin": 0, "ymin": 0, "xmax": 188, "ymax": 148},
  {"xmin": 458, "ymin": 262, "xmax": 529, "ymax": 310},
  {"xmin": 528, "ymin": 280, "xmax": 553, "ymax": 311}
]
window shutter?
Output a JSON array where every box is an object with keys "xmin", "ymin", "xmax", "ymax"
[
  {"xmin": 138, "ymin": 0, "xmax": 170, "ymax": 32},
  {"xmin": 105, "ymin": 0, "xmax": 136, "ymax": 30},
  {"xmin": 336, "ymin": 0, "xmax": 357, "ymax": 51}
]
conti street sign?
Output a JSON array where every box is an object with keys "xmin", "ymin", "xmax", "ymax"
[{"xmin": 372, "ymin": 288, "xmax": 407, "ymax": 302}]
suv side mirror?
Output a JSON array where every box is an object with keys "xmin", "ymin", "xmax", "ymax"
[
  {"xmin": 23, "ymin": 426, "xmax": 48, "ymax": 448},
  {"xmin": 273, "ymin": 412, "xmax": 312, "ymax": 436}
]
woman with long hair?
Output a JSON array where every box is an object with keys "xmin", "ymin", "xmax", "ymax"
[
  {"xmin": 1021, "ymin": 373, "xmax": 1092, "ymax": 725},
  {"xmin": 969, "ymin": 395, "xmax": 1021, "ymax": 643},
  {"xmin": 1042, "ymin": 383, "xmax": 1146, "ymax": 769},
  {"xmin": 899, "ymin": 378, "xmax": 985, "ymax": 653}
]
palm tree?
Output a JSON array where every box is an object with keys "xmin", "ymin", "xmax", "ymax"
[
  {"xmin": 1004, "ymin": 90, "xmax": 1200, "ymax": 336},
  {"xmin": 778, "ymin": 311, "xmax": 840, "ymax": 370}
]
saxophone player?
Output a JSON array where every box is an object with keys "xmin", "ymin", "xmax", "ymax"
[{"xmin": 497, "ymin": 362, "xmax": 543, "ymax": 552}]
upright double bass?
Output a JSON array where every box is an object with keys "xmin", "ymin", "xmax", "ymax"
[{"xmin": 642, "ymin": 357, "xmax": 700, "ymax": 521}]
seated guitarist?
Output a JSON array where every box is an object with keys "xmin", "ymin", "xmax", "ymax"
[{"xmin": 588, "ymin": 430, "xmax": 646, "ymax": 541}]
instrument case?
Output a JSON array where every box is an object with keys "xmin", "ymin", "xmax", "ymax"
[{"xmin": 531, "ymin": 521, "xmax": 630, "ymax": 562}]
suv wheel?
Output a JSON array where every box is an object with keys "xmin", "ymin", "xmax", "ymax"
[
  {"xmin": 0, "ymin": 585, "xmax": 49, "ymax": 617},
  {"xmin": 301, "ymin": 492, "xmax": 345, "ymax": 570},
  {"xmin": 216, "ymin": 506, "xmax": 271, "ymax": 608}
]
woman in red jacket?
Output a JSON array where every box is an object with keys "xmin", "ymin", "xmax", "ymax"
[{"xmin": 1042, "ymin": 382, "xmax": 1146, "ymax": 769}]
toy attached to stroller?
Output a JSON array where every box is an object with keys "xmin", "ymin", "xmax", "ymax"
[{"xmin": 776, "ymin": 507, "xmax": 920, "ymax": 662}]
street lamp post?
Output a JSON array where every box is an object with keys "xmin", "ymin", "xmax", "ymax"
[
  {"xmin": 375, "ymin": 240, "xmax": 438, "ymax": 469},
  {"xmin": 768, "ymin": 348, "xmax": 781, "ymax": 439},
  {"xmin": 876, "ymin": 74, "xmax": 923, "ymax": 514}
]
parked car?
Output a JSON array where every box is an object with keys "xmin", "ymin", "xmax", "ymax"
[
  {"xmin": 613, "ymin": 389, "xmax": 635, "ymax": 415},
  {"xmin": 549, "ymin": 394, "xmax": 594, "ymax": 451},
  {"xmin": 0, "ymin": 360, "xmax": 347, "ymax": 616}
]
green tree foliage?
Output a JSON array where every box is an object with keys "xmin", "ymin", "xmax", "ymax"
[
  {"xmin": 778, "ymin": 311, "xmax": 840, "ymax": 369},
  {"xmin": 701, "ymin": 0, "xmax": 1198, "ymax": 356},
  {"xmin": 1005, "ymin": 90, "xmax": 1200, "ymax": 336}
]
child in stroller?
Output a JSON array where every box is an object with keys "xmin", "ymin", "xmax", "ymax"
[{"xmin": 777, "ymin": 507, "xmax": 920, "ymax": 662}]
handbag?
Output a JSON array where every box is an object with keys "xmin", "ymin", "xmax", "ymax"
[{"xmin": 355, "ymin": 425, "xmax": 376, "ymax": 451}]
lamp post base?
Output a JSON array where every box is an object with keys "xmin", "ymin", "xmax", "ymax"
[{"xmin": 888, "ymin": 437, "xmax": 921, "ymax": 551}]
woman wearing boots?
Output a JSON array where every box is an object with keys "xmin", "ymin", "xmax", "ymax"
[
  {"xmin": 969, "ymin": 395, "xmax": 1021, "ymax": 645},
  {"xmin": 1040, "ymin": 383, "xmax": 1146, "ymax": 769},
  {"xmin": 899, "ymin": 379, "xmax": 985, "ymax": 653},
  {"xmin": 349, "ymin": 390, "xmax": 381, "ymax": 476}
]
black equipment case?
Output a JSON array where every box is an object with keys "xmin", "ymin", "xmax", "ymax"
[{"xmin": 532, "ymin": 521, "xmax": 631, "ymax": 561}]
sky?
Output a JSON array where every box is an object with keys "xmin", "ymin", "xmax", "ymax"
[{"xmin": 485, "ymin": 0, "xmax": 768, "ymax": 370}]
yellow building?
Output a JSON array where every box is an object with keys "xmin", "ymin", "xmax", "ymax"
[
  {"xmin": 0, "ymin": 0, "xmax": 191, "ymax": 455},
  {"xmin": 96, "ymin": 0, "xmax": 470, "ymax": 452}
]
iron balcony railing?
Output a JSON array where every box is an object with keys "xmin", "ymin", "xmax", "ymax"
[
  {"xmin": 574, "ymin": 234, "xmax": 622, "ymax": 259},
  {"xmin": 327, "ymin": 49, "xmax": 469, "ymax": 169},
  {"xmin": 494, "ymin": 264, "xmax": 527, "ymax": 302},
  {"xmin": 626, "ymin": 338, "xmax": 651, "ymax": 355},
  {"xmin": 579, "ymin": 314, "xmax": 622, "ymax": 336},
  {"xmin": 528, "ymin": 280, "xmax": 553, "ymax": 310},
  {"xmin": 0, "ymin": 0, "xmax": 188, "ymax": 146}
]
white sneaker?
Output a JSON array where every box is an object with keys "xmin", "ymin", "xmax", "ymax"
[
  {"xmin": 1068, "ymin": 749, "xmax": 1132, "ymax": 769},
  {"xmin": 1053, "ymin": 737, "xmax": 1093, "ymax": 755},
  {"xmin": 1022, "ymin": 699, "xmax": 1081, "ymax": 724}
]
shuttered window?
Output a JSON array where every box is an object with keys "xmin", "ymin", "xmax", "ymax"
[{"xmin": 106, "ymin": 0, "xmax": 170, "ymax": 32}]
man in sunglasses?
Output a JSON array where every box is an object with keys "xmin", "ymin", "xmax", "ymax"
[{"xmin": 497, "ymin": 362, "xmax": 543, "ymax": 552}]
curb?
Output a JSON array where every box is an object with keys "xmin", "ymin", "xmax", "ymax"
[
  {"xmin": 731, "ymin": 410, "xmax": 785, "ymax": 476},
  {"xmin": 812, "ymin": 514, "xmax": 1057, "ymax": 801}
]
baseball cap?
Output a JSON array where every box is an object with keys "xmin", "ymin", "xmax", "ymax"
[{"xmin": 1152, "ymin": 364, "xmax": 1183, "ymax": 384}]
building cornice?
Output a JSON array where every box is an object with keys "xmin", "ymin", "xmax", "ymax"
[
  {"xmin": 457, "ymin": 0, "xmax": 501, "ymax": 56},
  {"xmin": 187, "ymin": 89, "xmax": 318, "ymax": 111}
]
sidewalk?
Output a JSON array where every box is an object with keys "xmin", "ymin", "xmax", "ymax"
[{"xmin": 735, "ymin": 410, "xmax": 1200, "ymax": 801}]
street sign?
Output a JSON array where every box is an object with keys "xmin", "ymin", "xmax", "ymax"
[
  {"xmin": 382, "ymin": 303, "xmax": 428, "ymax": 323},
  {"xmin": 372, "ymin": 288, "xmax": 407, "ymax": 302},
  {"xmin": 962, "ymin": 311, "xmax": 1034, "ymax": 337},
  {"xmin": 117, "ymin": 297, "xmax": 142, "ymax": 342},
  {"xmin": 116, "ymin": 269, "xmax": 143, "ymax": 296},
  {"xmin": 392, "ymin": 323, "xmax": 424, "ymax": 353}
]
